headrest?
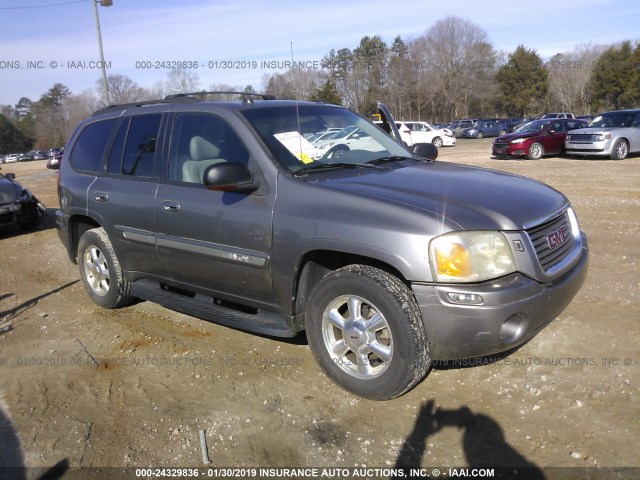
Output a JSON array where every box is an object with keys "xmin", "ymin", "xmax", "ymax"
[{"xmin": 190, "ymin": 136, "xmax": 220, "ymax": 161}]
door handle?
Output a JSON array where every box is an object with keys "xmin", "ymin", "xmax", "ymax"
[
  {"xmin": 162, "ymin": 201, "xmax": 181, "ymax": 212},
  {"xmin": 94, "ymin": 192, "xmax": 109, "ymax": 202}
]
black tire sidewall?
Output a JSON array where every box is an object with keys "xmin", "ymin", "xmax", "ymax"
[
  {"xmin": 77, "ymin": 228, "xmax": 130, "ymax": 309},
  {"xmin": 306, "ymin": 266, "xmax": 428, "ymax": 400}
]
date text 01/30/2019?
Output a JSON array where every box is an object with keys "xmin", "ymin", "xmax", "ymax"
[{"xmin": 134, "ymin": 60, "xmax": 321, "ymax": 70}]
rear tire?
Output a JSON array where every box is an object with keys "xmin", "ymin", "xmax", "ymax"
[
  {"xmin": 306, "ymin": 265, "xmax": 430, "ymax": 400},
  {"xmin": 78, "ymin": 227, "xmax": 133, "ymax": 309}
]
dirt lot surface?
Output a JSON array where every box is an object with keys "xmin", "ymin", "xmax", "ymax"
[{"xmin": 1, "ymin": 140, "xmax": 638, "ymax": 479}]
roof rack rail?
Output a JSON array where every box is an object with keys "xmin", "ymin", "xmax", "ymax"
[
  {"xmin": 92, "ymin": 96, "xmax": 199, "ymax": 116},
  {"xmin": 164, "ymin": 91, "xmax": 276, "ymax": 101}
]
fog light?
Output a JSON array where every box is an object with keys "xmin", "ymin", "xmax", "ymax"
[
  {"xmin": 500, "ymin": 314, "xmax": 526, "ymax": 343},
  {"xmin": 446, "ymin": 292, "xmax": 484, "ymax": 305}
]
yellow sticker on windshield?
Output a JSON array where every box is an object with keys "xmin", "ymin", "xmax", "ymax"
[{"xmin": 274, "ymin": 132, "xmax": 315, "ymax": 164}]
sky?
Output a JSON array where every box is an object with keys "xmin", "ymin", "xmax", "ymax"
[{"xmin": 0, "ymin": 0, "xmax": 639, "ymax": 107}]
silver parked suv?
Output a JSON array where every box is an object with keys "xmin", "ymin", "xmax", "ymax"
[
  {"xmin": 565, "ymin": 109, "xmax": 640, "ymax": 160},
  {"xmin": 57, "ymin": 93, "xmax": 589, "ymax": 399}
]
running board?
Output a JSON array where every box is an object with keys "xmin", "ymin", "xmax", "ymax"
[{"xmin": 131, "ymin": 279, "xmax": 298, "ymax": 338}]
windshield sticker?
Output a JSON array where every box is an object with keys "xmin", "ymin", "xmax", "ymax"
[{"xmin": 274, "ymin": 132, "xmax": 315, "ymax": 164}]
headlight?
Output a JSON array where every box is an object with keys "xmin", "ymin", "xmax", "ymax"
[
  {"xmin": 429, "ymin": 231, "xmax": 516, "ymax": 282},
  {"xmin": 511, "ymin": 138, "xmax": 527, "ymax": 144},
  {"xmin": 596, "ymin": 133, "xmax": 611, "ymax": 141}
]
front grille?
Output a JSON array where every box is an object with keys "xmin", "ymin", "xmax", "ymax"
[
  {"xmin": 493, "ymin": 142, "xmax": 509, "ymax": 149},
  {"xmin": 567, "ymin": 133, "xmax": 599, "ymax": 142},
  {"xmin": 526, "ymin": 211, "xmax": 574, "ymax": 272}
]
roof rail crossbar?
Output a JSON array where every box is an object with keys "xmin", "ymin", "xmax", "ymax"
[
  {"xmin": 164, "ymin": 91, "xmax": 276, "ymax": 101},
  {"xmin": 92, "ymin": 96, "xmax": 199, "ymax": 116}
]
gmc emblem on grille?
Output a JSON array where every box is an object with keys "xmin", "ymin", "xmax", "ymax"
[{"xmin": 547, "ymin": 224, "xmax": 570, "ymax": 249}]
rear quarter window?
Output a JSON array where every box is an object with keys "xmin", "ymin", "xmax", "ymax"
[{"xmin": 70, "ymin": 118, "xmax": 118, "ymax": 173}]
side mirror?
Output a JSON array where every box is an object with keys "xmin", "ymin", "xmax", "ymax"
[
  {"xmin": 6, "ymin": 172, "xmax": 16, "ymax": 180},
  {"xmin": 412, "ymin": 143, "xmax": 439, "ymax": 160},
  {"xmin": 204, "ymin": 163, "xmax": 258, "ymax": 193}
]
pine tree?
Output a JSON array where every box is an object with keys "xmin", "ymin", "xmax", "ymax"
[{"xmin": 495, "ymin": 46, "xmax": 548, "ymax": 116}]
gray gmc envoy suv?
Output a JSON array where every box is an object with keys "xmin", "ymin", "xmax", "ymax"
[{"xmin": 57, "ymin": 93, "xmax": 588, "ymax": 400}]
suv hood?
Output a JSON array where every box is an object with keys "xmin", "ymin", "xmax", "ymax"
[
  {"xmin": 0, "ymin": 178, "xmax": 19, "ymax": 205},
  {"xmin": 313, "ymin": 161, "xmax": 567, "ymax": 231}
]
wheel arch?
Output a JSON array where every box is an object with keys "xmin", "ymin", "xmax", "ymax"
[
  {"xmin": 67, "ymin": 214, "xmax": 102, "ymax": 262},
  {"xmin": 291, "ymin": 249, "xmax": 409, "ymax": 327}
]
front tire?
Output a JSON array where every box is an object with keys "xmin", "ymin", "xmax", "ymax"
[
  {"xmin": 78, "ymin": 227, "xmax": 133, "ymax": 309},
  {"xmin": 432, "ymin": 137, "xmax": 443, "ymax": 148},
  {"xmin": 611, "ymin": 139, "xmax": 628, "ymax": 160},
  {"xmin": 306, "ymin": 265, "xmax": 430, "ymax": 400},
  {"xmin": 528, "ymin": 142, "xmax": 543, "ymax": 160},
  {"xmin": 476, "ymin": 131, "xmax": 484, "ymax": 139}
]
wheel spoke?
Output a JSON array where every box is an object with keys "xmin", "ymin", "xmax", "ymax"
[
  {"xmin": 331, "ymin": 339, "xmax": 350, "ymax": 357},
  {"xmin": 355, "ymin": 353, "xmax": 373, "ymax": 376},
  {"xmin": 368, "ymin": 341, "xmax": 392, "ymax": 361},
  {"xmin": 366, "ymin": 312, "xmax": 385, "ymax": 333},
  {"xmin": 347, "ymin": 297, "xmax": 362, "ymax": 321},
  {"xmin": 326, "ymin": 309, "xmax": 346, "ymax": 330}
]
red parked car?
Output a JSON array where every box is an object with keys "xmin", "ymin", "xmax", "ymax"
[{"xmin": 492, "ymin": 118, "xmax": 588, "ymax": 160}]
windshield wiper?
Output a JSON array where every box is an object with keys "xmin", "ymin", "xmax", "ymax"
[
  {"xmin": 293, "ymin": 161, "xmax": 384, "ymax": 175},
  {"xmin": 366, "ymin": 155, "xmax": 426, "ymax": 165}
]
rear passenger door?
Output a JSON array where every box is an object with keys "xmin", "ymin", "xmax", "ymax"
[
  {"xmin": 155, "ymin": 112, "xmax": 276, "ymax": 308},
  {"xmin": 87, "ymin": 113, "xmax": 165, "ymax": 277}
]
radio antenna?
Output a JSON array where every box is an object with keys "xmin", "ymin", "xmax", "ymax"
[{"xmin": 291, "ymin": 41, "xmax": 304, "ymax": 161}]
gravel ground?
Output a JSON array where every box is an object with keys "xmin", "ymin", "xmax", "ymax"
[{"xmin": 0, "ymin": 140, "xmax": 638, "ymax": 479}]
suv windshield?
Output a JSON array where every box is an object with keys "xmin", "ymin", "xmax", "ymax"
[
  {"xmin": 240, "ymin": 105, "xmax": 410, "ymax": 172},
  {"xmin": 589, "ymin": 113, "xmax": 637, "ymax": 128}
]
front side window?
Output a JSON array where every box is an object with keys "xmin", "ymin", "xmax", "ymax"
[
  {"xmin": 168, "ymin": 113, "xmax": 250, "ymax": 183},
  {"xmin": 241, "ymin": 105, "xmax": 409, "ymax": 172},
  {"xmin": 70, "ymin": 118, "xmax": 117, "ymax": 173},
  {"xmin": 122, "ymin": 114, "xmax": 162, "ymax": 177}
]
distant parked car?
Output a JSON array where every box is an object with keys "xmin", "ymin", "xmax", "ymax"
[
  {"xmin": 397, "ymin": 121, "xmax": 455, "ymax": 147},
  {"xmin": 4, "ymin": 154, "xmax": 19, "ymax": 163},
  {"xmin": 313, "ymin": 126, "xmax": 386, "ymax": 159},
  {"xmin": 462, "ymin": 120, "xmax": 509, "ymax": 139},
  {"xmin": 47, "ymin": 154, "xmax": 62, "ymax": 170},
  {"xmin": 48, "ymin": 147, "xmax": 64, "ymax": 157},
  {"xmin": 565, "ymin": 109, "xmax": 640, "ymax": 160},
  {"xmin": 447, "ymin": 119, "xmax": 478, "ymax": 138},
  {"xmin": 32, "ymin": 150, "xmax": 48, "ymax": 160},
  {"xmin": 18, "ymin": 152, "xmax": 34, "ymax": 162},
  {"xmin": 393, "ymin": 122, "xmax": 414, "ymax": 146},
  {"xmin": 576, "ymin": 115, "xmax": 595, "ymax": 122},
  {"xmin": 542, "ymin": 113, "xmax": 576, "ymax": 119},
  {"xmin": 493, "ymin": 118, "xmax": 588, "ymax": 160}
]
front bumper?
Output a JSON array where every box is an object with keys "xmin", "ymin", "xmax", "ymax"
[
  {"xmin": 442, "ymin": 136, "xmax": 456, "ymax": 147},
  {"xmin": 411, "ymin": 234, "xmax": 589, "ymax": 360},
  {"xmin": 565, "ymin": 139, "xmax": 611, "ymax": 156},
  {"xmin": 492, "ymin": 143, "xmax": 528, "ymax": 157}
]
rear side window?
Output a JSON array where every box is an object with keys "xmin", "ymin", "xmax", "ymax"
[
  {"xmin": 70, "ymin": 118, "xmax": 117, "ymax": 173},
  {"xmin": 122, "ymin": 114, "xmax": 162, "ymax": 177}
]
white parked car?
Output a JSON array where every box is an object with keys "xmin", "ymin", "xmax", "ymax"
[
  {"xmin": 397, "ymin": 121, "xmax": 456, "ymax": 147},
  {"xmin": 313, "ymin": 126, "xmax": 386, "ymax": 160},
  {"xmin": 4, "ymin": 154, "xmax": 19, "ymax": 163}
]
